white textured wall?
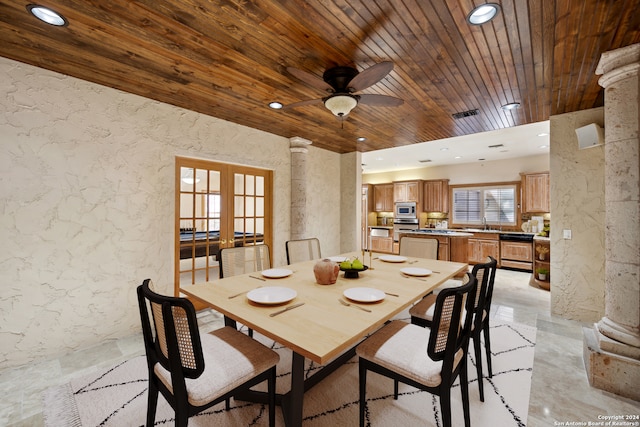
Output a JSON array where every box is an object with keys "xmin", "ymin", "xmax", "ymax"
[
  {"xmin": 0, "ymin": 57, "xmax": 342, "ymax": 369},
  {"xmin": 550, "ymin": 108, "xmax": 606, "ymax": 321}
]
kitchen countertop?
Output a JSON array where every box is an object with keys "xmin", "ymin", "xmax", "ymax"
[{"xmin": 403, "ymin": 229, "xmax": 473, "ymax": 237}]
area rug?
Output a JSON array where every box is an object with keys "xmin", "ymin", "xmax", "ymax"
[{"xmin": 43, "ymin": 320, "xmax": 536, "ymax": 426}]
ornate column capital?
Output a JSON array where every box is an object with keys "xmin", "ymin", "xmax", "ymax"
[{"xmin": 290, "ymin": 136, "xmax": 312, "ymax": 154}]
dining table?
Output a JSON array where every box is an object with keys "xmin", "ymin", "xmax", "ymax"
[{"xmin": 180, "ymin": 251, "xmax": 468, "ymax": 427}]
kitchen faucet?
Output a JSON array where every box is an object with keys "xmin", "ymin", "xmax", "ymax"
[{"xmin": 482, "ymin": 216, "xmax": 487, "ymax": 230}]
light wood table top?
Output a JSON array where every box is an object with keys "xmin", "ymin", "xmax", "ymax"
[{"xmin": 181, "ymin": 252, "xmax": 468, "ymax": 365}]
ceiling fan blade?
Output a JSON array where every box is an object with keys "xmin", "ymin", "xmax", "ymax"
[
  {"xmin": 286, "ymin": 67, "xmax": 334, "ymax": 92},
  {"xmin": 347, "ymin": 62, "xmax": 394, "ymax": 92},
  {"xmin": 358, "ymin": 93, "xmax": 404, "ymax": 107},
  {"xmin": 281, "ymin": 98, "xmax": 324, "ymax": 109}
]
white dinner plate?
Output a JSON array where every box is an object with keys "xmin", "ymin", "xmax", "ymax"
[
  {"xmin": 343, "ymin": 287, "xmax": 386, "ymax": 303},
  {"xmin": 379, "ymin": 255, "xmax": 408, "ymax": 263},
  {"xmin": 400, "ymin": 267, "xmax": 432, "ymax": 277},
  {"xmin": 247, "ymin": 287, "xmax": 297, "ymax": 305},
  {"xmin": 327, "ymin": 256, "xmax": 348, "ymax": 263},
  {"xmin": 261, "ymin": 268, "xmax": 294, "ymax": 278}
]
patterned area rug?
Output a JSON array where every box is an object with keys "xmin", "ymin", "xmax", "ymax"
[{"xmin": 43, "ymin": 321, "xmax": 536, "ymax": 426}]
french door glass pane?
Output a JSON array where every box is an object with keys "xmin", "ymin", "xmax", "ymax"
[
  {"xmin": 245, "ymin": 174, "xmax": 255, "ymax": 195},
  {"xmin": 256, "ymin": 176, "xmax": 264, "ymax": 196}
]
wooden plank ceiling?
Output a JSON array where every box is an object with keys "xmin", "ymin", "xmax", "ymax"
[{"xmin": 1, "ymin": 0, "xmax": 639, "ymax": 154}]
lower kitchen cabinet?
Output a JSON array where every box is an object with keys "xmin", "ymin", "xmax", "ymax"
[
  {"xmin": 370, "ymin": 236, "xmax": 394, "ymax": 253},
  {"xmin": 532, "ymin": 238, "xmax": 551, "ymax": 290},
  {"xmin": 468, "ymin": 233, "xmax": 500, "ymax": 264}
]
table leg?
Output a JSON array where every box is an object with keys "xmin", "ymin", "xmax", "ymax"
[{"xmin": 282, "ymin": 351, "xmax": 304, "ymax": 427}]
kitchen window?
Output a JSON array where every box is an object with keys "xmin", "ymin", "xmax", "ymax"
[{"xmin": 451, "ymin": 184, "xmax": 517, "ymax": 227}]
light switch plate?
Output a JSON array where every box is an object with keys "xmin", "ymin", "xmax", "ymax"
[{"xmin": 563, "ymin": 229, "xmax": 572, "ymax": 239}]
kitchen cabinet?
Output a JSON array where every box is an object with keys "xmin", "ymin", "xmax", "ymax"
[
  {"xmin": 393, "ymin": 180, "xmax": 422, "ymax": 203},
  {"xmin": 374, "ymin": 184, "xmax": 394, "ymax": 212},
  {"xmin": 370, "ymin": 236, "xmax": 394, "ymax": 253},
  {"xmin": 468, "ymin": 233, "xmax": 500, "ymax": 264},
  {"xmin": 423, "ymin": 179, "xmax": 449, "ymax": 213},
  {"xmin": 500, "ymin": 241, "xmax": 533, "ymax": 271},
  {"xmin": 522, "ymin": 172, "xmax": 550, "ymax": 213},
  {"xmin": 532, "ymin": 238, "xmax": 550, "ymax": 290}
]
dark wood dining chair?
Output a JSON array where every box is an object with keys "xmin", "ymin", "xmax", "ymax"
[
  {"xmin": 409, "ymin": 256, "xmax": 498, "ymax": 401},
  {"xmin": 285, "ymin": 237, "xmax": 322, "ymax": 264},
  {"xmin": 137, "ymin": 279, "xmax": 279, "ymax": 427},
  {"xmin": 356, "ymin": 273, "xmax": 478, "ymax": 427}
]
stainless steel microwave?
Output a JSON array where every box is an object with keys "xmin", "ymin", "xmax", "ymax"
[{"xmin": 395, "ymin": 202, "xmax": 417, "ymax": 218}]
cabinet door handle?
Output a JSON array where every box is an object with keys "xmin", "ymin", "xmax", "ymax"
[{"xmin": 220, "ymin": 239, "xmax": 226, "ymax": 245}]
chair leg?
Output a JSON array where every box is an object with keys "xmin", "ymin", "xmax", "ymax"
[
  {"xmin": 460, "ymin": 360, "xmax": 471, "ymax": 427},
  {"xmin": 175, "ymin": 409, "xmax": 189, "ymax": 427},
  {"xmin": 440, "ymin": 388, "xmax": 452, "ymax": 427},
  {"xmin": 359, "ymin": 362, "xmax": 367, "ymax": 427},
  {"xmin": 146, "ymin": 377, "xmax": 159, "ymax": 427},
  {"xmin": 483, "ymin": 324, "xmax": 493, "ymax": 377},
  {"xmin": 394, "ymin": 379, "xmax": 399, "ymax": 400},
  {"xmin": 473, "ymin": 332, "xmax": 485, "ymax": 402},
  {"xmin": 268, "ymin": 367, "xmax": 276, "ymax": 427}
]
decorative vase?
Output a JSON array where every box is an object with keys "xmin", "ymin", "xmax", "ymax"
[
  {"xmin": 538, "ymin": 273, "xmax": 547, "ymax": 281},
  {"xmin": 539, "ymin": 254, "xmax": 545, "ymax": 260},
  {"xmin": 313, "ymin": 259, "xmax": 339, "ymax": 285}
]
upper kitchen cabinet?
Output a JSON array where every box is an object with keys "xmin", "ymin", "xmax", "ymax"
[
  {"xmin": 393, "ymin": 180, "xmax": 422, "ymax": 203},
  {"xmin": 521, "ymin": 172, "xmax": 550, "ymax": 213},
  {"xmin": 423, "ymin": 179, "xmax": 450, "ymax": 213},
  {"xmin": 374, "ymin": 184, "xmax": 394, "ymax": 212}
]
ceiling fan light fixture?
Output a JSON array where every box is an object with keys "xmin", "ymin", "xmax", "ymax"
[
  {"xmin": 501, "ymin": 102, "xmax": 521, "ymax": 110},
  {"xmin": 27, "ymin": 4, "xmax": 68, "ymax": 26},
  {"xmin": 467, "ymin": 3, "xmax": 500, "ymax": 25},
  {"xmin": 324, "ymin": 95, "xmax": 358, "ymax": 117}
]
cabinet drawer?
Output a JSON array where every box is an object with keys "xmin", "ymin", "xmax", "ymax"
[{"xmin": 500, "ymin": 241, "xmax": 533, "ymax": 262}]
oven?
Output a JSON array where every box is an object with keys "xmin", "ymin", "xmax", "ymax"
[
  {"xmin": 393, "ymin": 218, "xmax": 419, "ymax": 241},
  {"xmin": 395, "ymin": 202, "xmax": 417, "ymax": 219}
]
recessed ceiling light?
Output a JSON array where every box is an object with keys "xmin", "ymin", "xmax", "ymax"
[
  {"xmin": 539, "ymin": 145, "xmax": 548, "ymax": 149},
  {"xmin": 467, "ymin": 3, "xmax": 500, "ymax": 25},
  {"xmin": 268, "ymin": 102, "xmax": 283, "ymax": 109},
  {"xmin": 440, "ymin": 147, "xmax": 449, "ymax": 151},
  {"xmin": 455, "ymin": 156, "xmax": 463, "ymax": 159},
  {"xmin": 27, "ymin": 4, "xmax": 68, "ymax": 26},
  {"xmin": 375, "ymin": 156, "xmax": 384, "ymax": 161},
  {"xmin": 357, "ymin": 137, "xmax": 367, "ymax": 142},
  {"xmin": 501, "ymin": 102, "xmax": 521, "ymax": 110},
  {"xmin": 537, "ymin": 132, "xmax": 549, "ymax": 137}
]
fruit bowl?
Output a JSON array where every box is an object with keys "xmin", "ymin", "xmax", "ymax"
[{"xmin": 339, "ymin": 265, "xmax": 369, "ymax": 278}]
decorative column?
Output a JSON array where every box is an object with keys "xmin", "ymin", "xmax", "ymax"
[
  {"xmin": 290, "ymin": 137, "xmax": 312, "ymax": 240},
  {"xmin": 583, "ymin": 43, "xmax": 640, "ymax": 401}
]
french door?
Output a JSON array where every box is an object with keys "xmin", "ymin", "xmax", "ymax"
[{"xmin": 175, "ymin": 157, "xmax": 272, "ymax": 306}]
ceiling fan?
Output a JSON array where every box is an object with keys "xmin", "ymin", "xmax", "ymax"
[{"xmin": 283, "ymin": 61, "xmax": 404, "ymax": 118}]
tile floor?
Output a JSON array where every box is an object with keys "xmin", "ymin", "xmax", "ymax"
[{"xmin": 1, "ymin": 268, "xmax": 638, "ymax": 426}]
